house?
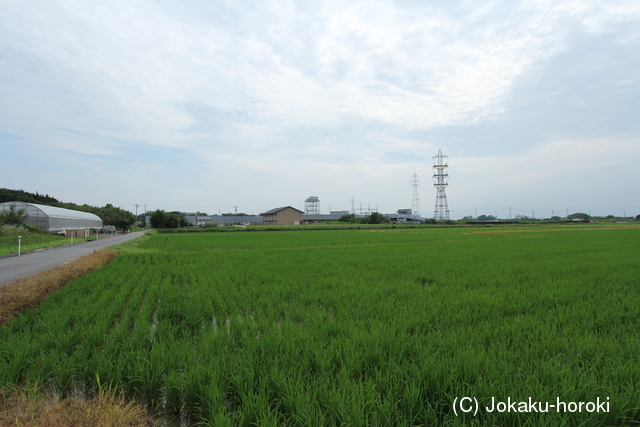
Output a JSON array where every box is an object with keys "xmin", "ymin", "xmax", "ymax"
[{"xmin": 260, "ymin": 206, "xmax": 304, "ymax": 225}]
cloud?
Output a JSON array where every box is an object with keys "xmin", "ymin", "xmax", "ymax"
[
  {"xmin": 0, "ymin": 130, "xmax": 24, "ymax": 142},
  {"xmin": 0, "ymin": 0, "xmax": 638, "ymax": 216}
]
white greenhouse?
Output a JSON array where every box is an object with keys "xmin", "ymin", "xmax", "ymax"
[{"xmin": 0, "ymin": 201, "xmax": 103, "ymax": 232}]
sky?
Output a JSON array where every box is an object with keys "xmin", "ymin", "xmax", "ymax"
[{"xmin": 1, "ymin": 0, "xmax": 639, "ymax": 219}]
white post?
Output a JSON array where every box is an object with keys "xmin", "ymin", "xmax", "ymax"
[
  {"xmin": 71, "ymin": 233, "xmax": 74, "ymax": 246},
  {"xmin": 18, "ymin": 235, "xmax": 21, "ymax": 256}
]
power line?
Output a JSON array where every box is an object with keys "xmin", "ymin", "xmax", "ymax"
[
  {"xmin": 458, "ymin": 0, "xmax": 600, "ymax": 161},
  {"xmin": 452, "ymin": 0, "xmax": 577, "ymax": 159}
]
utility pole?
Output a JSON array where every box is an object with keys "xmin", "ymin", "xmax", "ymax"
[
  {"xmin": 351, "ymin": 197, "xmax": 355, "ymax": 214},
  {"xmin": 134, "ymin": 203, "xmax": 140, "ymax": 230}
]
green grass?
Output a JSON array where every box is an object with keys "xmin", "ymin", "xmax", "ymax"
[
  {"xmin": 1, "ymin": 226, "xmax": 639, "ymax": 425},
  {"xmin": 0, "ymin": 226, "xmax": 87, "ymax": 256}
]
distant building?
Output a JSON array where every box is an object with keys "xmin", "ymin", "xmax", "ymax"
[
  {"xmin": 385, "ymin": 209, "xmax": 425, "ymax": 223},
  {"xmin": 185, "ymin": 215, "xmax": 262, "ymax": 226},
  {"xmin": 260, "ymin": 206, "xmax": 304, "ymax": 225}
]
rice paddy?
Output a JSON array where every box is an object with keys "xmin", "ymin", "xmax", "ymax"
[{"xmin": 1, "ymin": 225, "xmax": 639, "ymax": 426}]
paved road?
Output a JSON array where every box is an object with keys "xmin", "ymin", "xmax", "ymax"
[{"xmin": 0, "ymin": 230, "xmax": 149, "ymax": 286}]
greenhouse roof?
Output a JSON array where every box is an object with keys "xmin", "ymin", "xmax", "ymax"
[{"xmin": 0, "ymin": 201, "xmax": 102, "ymax": 221}]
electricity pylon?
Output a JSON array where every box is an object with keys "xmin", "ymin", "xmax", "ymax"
[
  {"xmin": 433, "ymin": 150, "xmax": 450, "ymax": 221},
  {"xmin": 411, "ymin": 173, "xmax": 420, "ymax": 216}
]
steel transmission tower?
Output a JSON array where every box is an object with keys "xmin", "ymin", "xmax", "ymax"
[
  {"xmin": 432, "ymin": 150, "xmax": 450, "ymax": 221},
  {"xmin": 411, "ymin": 173, "xmax": 420, "ymax": 216}
]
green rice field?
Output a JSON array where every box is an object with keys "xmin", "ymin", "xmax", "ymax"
[{"xmin": 1, "ymin": 225, "xmax": 639, "ymax": 425}]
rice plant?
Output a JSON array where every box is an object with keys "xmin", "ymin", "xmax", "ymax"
[{"xmin": 1, "ymin": 225, "xmax": 639, "ymax": 425}]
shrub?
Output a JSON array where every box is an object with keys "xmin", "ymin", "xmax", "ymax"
[
  {"xmin": 0, "ymin": 204, "xmax": 28, "ymax": 226},
  {"xmin": 22, "ymin": 224, "xmax": 47, "ymax": 234}
]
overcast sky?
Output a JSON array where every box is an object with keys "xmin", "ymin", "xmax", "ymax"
[{"xmin": 1, "ymin": 0, "xmax": 639, "ymax": 219}]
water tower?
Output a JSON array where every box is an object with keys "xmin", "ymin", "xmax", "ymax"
[{"xmin": 304, "ymin": 196, "xmax": 320, "ymax": 214}]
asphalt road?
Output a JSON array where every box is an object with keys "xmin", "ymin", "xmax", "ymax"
[{"xmin": 0, "ymin": 230, "xmax": 148, "ymax": 286}]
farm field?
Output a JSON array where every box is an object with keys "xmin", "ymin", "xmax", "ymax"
[{"xmin": 1, "ymin": 225, "xmax": 639, "ymax": 425}]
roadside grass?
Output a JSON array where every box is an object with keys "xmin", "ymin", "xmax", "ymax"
[
  {"xmin": 0, "ymin": 249, "xmax": 117, "ymax": 325},
  {"xmin": 105, "ymin": 229, "xmax": 157, "ymax": 255},
  {"xmin": 0, "ymin": 226, "xmax": 87, "ymax": 256},
  {"xmin": 0, "ymin": 381, "xmax": 160, "ymax": 427}
]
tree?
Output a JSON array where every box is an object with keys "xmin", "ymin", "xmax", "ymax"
[
  {"xmin": 0, "ymin": 188, "xmax": 60, "ymax": 205},
  {"xmin": 167, "ymin": 211, "xmax": 189, "ymax": 228},
  {"xmin": 368, "ymin": 212, "xmax": 388, "ymax": 224},
  {"xmin": 150, "ymin": 210, "xmax": 187, "ymax": 229},
  {"xmin": 97, "ymin": 204, "xmax": 136, "ymax": 230},
  {"xmin": 0, "ymin": 204, "xmax": 28, "ymax": 226},
  {"xmin": 150, "ymin": 209, "xmax": 169, "ymax": 228},
  {"xmin": 339, "ymin": 214, "xmax": 357, "ymax": 223},
  {"xmin": 635, "ymin": 214, "xmax": 640, "ymax": 221},
  {"xmin": 166, "ymin": 215, "xmax": 179, "ymax": 229}
]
